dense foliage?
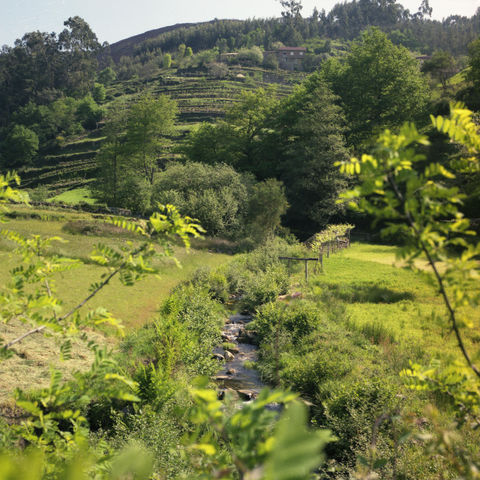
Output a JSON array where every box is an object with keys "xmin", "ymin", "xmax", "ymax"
[{"xmin": 132, "ymin": 1, "xmax": 480, "ymax": 59}]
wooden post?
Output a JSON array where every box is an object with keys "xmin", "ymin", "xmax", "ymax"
[
  {"xmin": 304, "ymin": 260, "xmax": 308, "ymax": 282},
  {"xmin": 320, "ymin": 253, "xmax": 323, "ymax": 271},
  {"xmin": 327, "ymin": 242, "xmax": 330, "ymax": 258}
]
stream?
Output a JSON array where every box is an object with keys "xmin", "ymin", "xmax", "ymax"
[{"xmin": 214, "ymin": 313, "xmax": 266, "ymax": 401}]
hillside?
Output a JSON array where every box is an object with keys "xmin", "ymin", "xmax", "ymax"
[
  {"xmin": 20, "ymin": 66, "xmax": 304, "ymax": 197},
  {"xmin": 105, "ymin": 20, "xmax": 235, "ymax": 62}
]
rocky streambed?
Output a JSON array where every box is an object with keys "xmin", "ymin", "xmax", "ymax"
[{"xmin": 214, "ymin": 313, "xmax": 265, "ymax": 401}]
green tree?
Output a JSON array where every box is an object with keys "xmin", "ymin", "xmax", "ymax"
[
  {"xmin": 247, "ymin": 178, "xmax": 289, "ymax": 242},
  {"xmin": 98, "ymin": 66, "xmax": 117, "ymax": 85},
  {"xmin": 279, "ymin": 0, "xmax": 303, "ymax": 22},
  {"xmin": 422, "ymin": 50, "xmax": 456, "ymax": 89},
  {"xmin": 75, "ymin": 94, "xmax": 104, "ymax": 129},
  {"xmin": 185, "ymin": 46, "xmax": 193, "ymax": 57},
  {"xmin": 467, "ymin": 38, "xmax": 480, "ymax": 86},
  {"xmin": 92, "ymin": 82, "xmax": 107, "ymax": 103},
  {"xmin": 264, "ymin": 73, "xmax": 349, "ymax": 231},
  {"xmin": 163, "ymin": 53, "xmax": 172, "ymax": 69},
  {"xmin": 237, "ymin": 46, "xmax": 264, "ymax": 66},
  {"xmin": 95, "ymin": 104, "xmax": 128, "ymax": 206},
  {"xmin": 125, "ymin": 94, "xmax": 178, "ymax": 184},
  {"xmin": 178, "ymin": 43, "xmax": 186, "ymax": 58},
  {"xmin": 1, "ymin": 124, "xmax": 39, "ymax": 168},
  {"xmin": 152, "ymin": 162, "xmax": 252, "ymax": 238},
  {"xmin": 57, "ymin": 16, "xmax": 101, "ymax": 96},
  {"xmin": 322, "ymin": 27, "xmax": 430, "ymax": 147}
]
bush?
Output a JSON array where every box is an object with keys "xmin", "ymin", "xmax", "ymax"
[
  {"xmin": 76, "ymin": 95, "xmax": 104, "ymax": 130},
  {"xmin": 253, "ymin": 300, "xmax": 325, "ymax": 344},
  {"xmin": 152, "ymin": 162, "xmax": 252, "ymax": 238},
  {"xmin": 240, "ymin": 264, "xmax": 289, "ymax": 312},
  {"xmin": 117, "ymin": 176, "xmax": 152, "ymax": 214},
  {"xmin": 188, "ymin": 266, "xmax": 230, "ymax": 303},
  {"xmin": 158, "ymin": 285, "xmax": 224, "ymax": 377},
  {"xmin": 237, "ymin": 46, "xmax": 263, "ymax": 66}
]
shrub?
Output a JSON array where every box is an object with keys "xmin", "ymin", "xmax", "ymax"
[
  {"xmin": 238, "ymin": 46, "xmax": 263, "ymax": 66},
  {"xmin": 76, "ymin": 94, "xmax": 104, "ymax": 130},
  {"xmin": 158, "ymin": 285, "xmax": 224, "ymax": 377},
  {"xmin": 188, "ymin": 266, "xmax": 229, "ymax": 303},
  {"xmin": 240, "ymin": 264, "xmax": 289, "ymax": 312},
  {"xmin": 152, "ymin": 162, "xmax": 251, "ymax": 238},
  {"xmin": 117, "ymin": 176, "xmax": 152, "ymax": 214}
]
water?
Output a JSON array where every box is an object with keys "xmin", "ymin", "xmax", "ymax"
[{"xmin": 215, "ymin": 313, "xmax": 266, "ymax": 398}]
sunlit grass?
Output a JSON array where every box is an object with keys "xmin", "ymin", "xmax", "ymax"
[
  {"xmin": 49, "ymin": 187, "xmax": 97, "ymax": 205},
  {"xmin": 309, "ymin": 242, "xmax": 480, "ymax": 369}
]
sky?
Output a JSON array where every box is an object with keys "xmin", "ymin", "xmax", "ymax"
[{"xmin": 1, "ymin": 0, "xmax": 479, "ymax": 47}]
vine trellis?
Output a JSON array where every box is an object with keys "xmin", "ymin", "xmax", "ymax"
[{"xmin": 279, "ymin": 224, "xmax": 355, "ymax": 281}]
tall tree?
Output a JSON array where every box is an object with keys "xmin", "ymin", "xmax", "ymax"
[
  {"xmin": 279, "ymin": 0, "xmax": 303, "ymax": 21},
  {"xmin": 262, "ymin": 73, "xmax": 349, "ymax": 232},
  {"xmin": 422, "ymin": 50, "xmax": 456, "ymax": 89},
  {"xmin": 322, "ymin": 27, "xmax": 430, "ymax": 147},
  {"xmin": 57, "ymin": 16, "xmax": 101, "ymax": 96},
  {"xmin": 95, "ymin": 104, "xmax": 128, "ymax": 206},
  {"xmin": 125, "ymin": 94, "xmax": 178, "ymax": 184}
]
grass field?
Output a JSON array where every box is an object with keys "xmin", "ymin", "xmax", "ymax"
[
  {"xmin": 311, "ymin": 242, "xmax": 480, "ymax": 370},
  {"xmin": 49, "ymin": 187, "xmax": 97, "ymax": 205},
  {"xmin": 0, "ymin": 206, "xmax": 231, "ymax": 403}
]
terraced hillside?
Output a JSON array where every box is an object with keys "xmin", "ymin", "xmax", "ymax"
[{"xmin": 22, "ymin": 65, "xmax": 304, "ymax": 198}]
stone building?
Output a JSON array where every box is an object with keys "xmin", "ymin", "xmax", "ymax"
[{"xmin": 264, "ymin": 46, "xmax": 307, "ymax": 71}]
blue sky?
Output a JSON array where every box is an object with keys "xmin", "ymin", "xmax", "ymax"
[{"xmin": 1, "ymin": 0, "xmax": 479, "ymax": 47}]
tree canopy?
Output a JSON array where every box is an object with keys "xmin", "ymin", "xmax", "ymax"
[{"xmin": 322, "ymin": 27, "xmax": 430, "ymax": 147}]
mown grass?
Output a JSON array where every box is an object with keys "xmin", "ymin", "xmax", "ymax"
[
  {"xmin": 49, "ymin": 187, "xmax": 97, "ymax": 205},
  {"xmin": 0, "ymin": 207, "xmax": 231, "ymax": 404}
]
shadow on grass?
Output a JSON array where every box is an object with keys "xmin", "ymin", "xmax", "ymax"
[{"xmin": 327, "ymin": 283, "xmax": 414, "ymax": 304}]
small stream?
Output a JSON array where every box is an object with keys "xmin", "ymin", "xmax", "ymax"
[{"xmin": 214, "ymin": 313, "xmax": 266, "ymax": 401}]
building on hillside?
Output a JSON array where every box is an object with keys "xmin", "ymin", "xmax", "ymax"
[
  {"xmin": 264, "ymin": 46, "xmax": 307, "ymax": 71},
  {"xmin": 219, "ymin": 52, "xmax": 239, "ymax": 62}
]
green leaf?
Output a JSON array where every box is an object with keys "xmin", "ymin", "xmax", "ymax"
[{"xmin": 264, "ymin": 402, "xmax": 333, "ymax": 480}]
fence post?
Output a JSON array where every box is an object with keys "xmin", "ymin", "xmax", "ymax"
[{"xmin": 305, "ymin": 260, "xmax": 309, "ymax": 282}]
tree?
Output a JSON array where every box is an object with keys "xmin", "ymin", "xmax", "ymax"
[
  {"xmin": 151, "ymin": 162, "xmax": 252, "ymax": 238},
  {"xmin": 92, "ymin": 82, "xmax": 107, "ymax": 103},
  {"xmin": 163, "ymin": 53, "xmax": 172, "ymax": 69},
  {"xmin": 263, "ymin": 73, "xmax": 349, "ymax": 232},
  {"xmin": 279, "ymin": 0, "xmax": 303, "ymax": 21},
  {"xmin": 75, "ymin": 94, "xmax": 104, "ymax": 129},
  {"xmin": 322, "ymin": 27, "xmax": 430, "ymax": 147},
  {"xmin": 95, "ymin": 105, "xmax": 128, "ymax": 206},
  {"xmin": 466, "ymin": 37, "xmax": 480, "ymax": 88},
  {"xmin": 125, "ymin": 94, "xmax": 178, "ymax": 184},
  {"xmin": 98, "ymin": 66, "xmax": 117, "ymax": 85},
  {"xmin": 1, "ymin": 124, "xmax": 39, "ymax": 167},
  {"xmin": 338, "ymin": 103, "xmax": 480, "ymax": 478},
  {"xmin": 178, "ymin": 43, "xmax": 186, "ymax": 58},
  {"xmin": 185, "ymin": 46, "xmax": 193, "ymax": 57},
  {"xmin": 57, "ymin": 17, "xmax": 101, "ymax": 96},
  {"xmin": 422, "ymin": 50, "xmax": 456, "ymax": 89},
  {"xmin": 247, "ymin": 179, "xmax": 289, "ymax": 242}
]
